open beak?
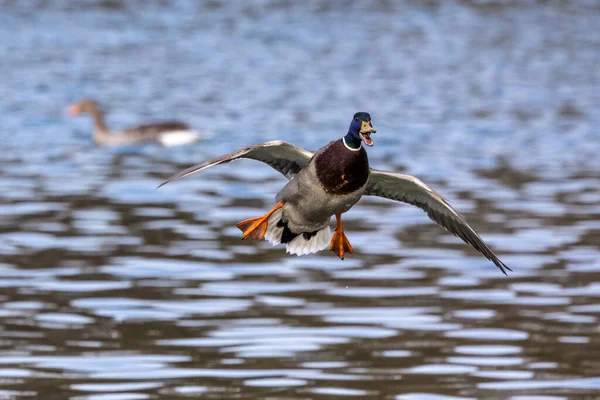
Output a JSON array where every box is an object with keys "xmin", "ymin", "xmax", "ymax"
[
  {"xmin": 65, "ymin": 104, "xmax": 80, "ymax": 116},
  {"xmin": 359, "ymin": 121, "xmax": 376, "ymax": 147}
]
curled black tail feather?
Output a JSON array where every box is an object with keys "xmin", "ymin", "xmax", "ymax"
[
  {"xmin": 277, "ymin": 219, "xmax": 299, "ymax": 244},
  {"xmin": 277, "ymin": 219, "xmax": 318, "ymax": 244}
]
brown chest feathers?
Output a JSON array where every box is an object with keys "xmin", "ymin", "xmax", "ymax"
[{"xmin": 315, "ymin": 139, "xmax": 370, "ymax": 195}]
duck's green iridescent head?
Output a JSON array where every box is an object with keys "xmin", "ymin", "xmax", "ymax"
[{"xmin": 344, "ymin": 112, "xmax": 376, "ymax": 149}]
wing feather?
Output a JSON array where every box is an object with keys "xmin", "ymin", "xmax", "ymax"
[
  {"xmin": 365, "ymin": 169, "xmax": 511, "ymax": 275},
  {"xmin": 158, "ymin": 140, "xmax": 313, "ymax": 188}
]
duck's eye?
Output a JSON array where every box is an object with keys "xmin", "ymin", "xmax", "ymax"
[{"xmin": 354, "ymin": 118, "xmax": 359, "ymax": 121}]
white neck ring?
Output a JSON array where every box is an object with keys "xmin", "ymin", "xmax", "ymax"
[{"xmin": 343, "ymin": 138, "xmax": 361, "ymax": 151}]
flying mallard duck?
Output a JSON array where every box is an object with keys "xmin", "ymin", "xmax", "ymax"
[
  {"xmin": 160, "ymin": 112, "xmax": 510, "ymax": 275},
  {"xmin": 66, "ymin": 99, "xmax": 201, "ymax": 147}
]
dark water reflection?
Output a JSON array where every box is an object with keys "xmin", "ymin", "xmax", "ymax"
[{"xmin": 1, "ymin": 1, "xmax": 600, "ymax": 399}]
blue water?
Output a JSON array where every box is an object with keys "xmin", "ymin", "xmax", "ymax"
[{"xmin": 1, "ymin": 1, "xmax": 600, "ymax": 399}]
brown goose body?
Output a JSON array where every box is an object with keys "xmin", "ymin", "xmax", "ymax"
[{"xmin": 66, "ymin": 99, "xmax": 200, "ymax": 147}]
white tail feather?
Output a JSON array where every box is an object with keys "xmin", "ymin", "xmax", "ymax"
[
  {"xmin": 264, "ymin": 208, "xmax": 331, "ymax": 256},
  {"xmin": 158, "ymin": 130, "xmax": 201, "ymax": 147},
  {"xmin": 286, "ymin": 226, "xmax": 330, "ymax": 256},
  {"xmin": 265, "ymin": 208, "xmax": 285, "ymax": 245}
]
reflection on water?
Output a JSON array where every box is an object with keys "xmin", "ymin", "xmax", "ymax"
[{"xmin": 2, "ymin": 0, "xmax": 600, "ymax": 399}]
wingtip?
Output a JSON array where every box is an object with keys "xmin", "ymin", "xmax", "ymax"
[
  {"xmin": 496, "ymin": 260, "xmax": 512, "ymax": 276},
  {"xmin": 157, "ymin": 171, "xmax": 186, "ymax": 189},
  {"xmin": 156, "ymin": 178, "xmax": 174, "ymax": 189}
]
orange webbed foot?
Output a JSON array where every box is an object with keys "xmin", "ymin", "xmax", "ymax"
[
  {"xmin": 330, "ymin": 230, "xmax": 354, "ymax": 260},
  {"xmin": 236, "ymin": 217, "xmax": 269, "ymax": 240},
  {"xmin": 236, "ymin": 202, "xmax": 284, "ymax": 240},
  {"xmin": 329, "ymin": 213, "xmax": 354, "ymax": 260}
]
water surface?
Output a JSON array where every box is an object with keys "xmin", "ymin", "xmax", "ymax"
[{"xmin": 1, "ymin": 1, "xmax": 600, "ymax": 399}]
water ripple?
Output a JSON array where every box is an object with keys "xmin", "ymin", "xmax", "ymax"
[{"xmin": 0, "ymin": 1, "xmax": 599, "ymax": 398}]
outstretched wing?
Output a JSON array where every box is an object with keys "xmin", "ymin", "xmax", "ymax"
[
  {"xmin": 158, "ymin": 140, "xmax": 314, "ymax": 187},
  {"xmin": 364, "ymin": 169, "xmax": 511, "ymax": 275}
]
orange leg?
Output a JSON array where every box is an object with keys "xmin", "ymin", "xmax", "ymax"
[
  {"xmin": 329, "ymin": 213, "xmax": 354, "ymax": 260},
  {"xmin": 236, "ymin": 202, "xmax": 284, "ymax": 240}
]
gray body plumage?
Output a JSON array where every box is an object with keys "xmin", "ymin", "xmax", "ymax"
[{"xmin": 275, "ymin": 142, "xmax": 366, "ymax": 233}]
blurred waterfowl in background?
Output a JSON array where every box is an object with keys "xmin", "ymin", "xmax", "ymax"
[
  {"xmin": 160, "ymin": 112, "xmax": 511, "ymax": 275},
  {"xmin": 66, "ymin": 99, "xmax": 201, "ymax": 147}
]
